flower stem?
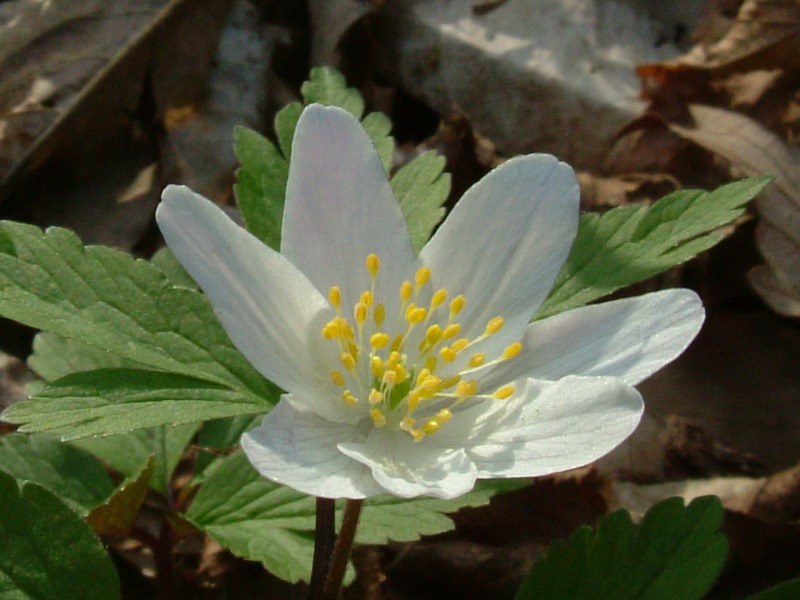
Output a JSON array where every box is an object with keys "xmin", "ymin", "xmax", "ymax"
[
  {"xmin": 321, "ymin": 499, "xmax": 363, "ymax": 600},
  {"xmin": 309, "ymin": 497, "xmax": 336, "ymax": 599}
]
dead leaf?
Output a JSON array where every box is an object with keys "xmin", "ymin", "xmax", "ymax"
[{"xmin": 88, "ymin": 457, "xmax": 155, "ymax": 536}]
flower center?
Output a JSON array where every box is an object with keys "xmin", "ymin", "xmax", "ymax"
[{"xmin": 321, "ymin": 254, "xmax": 522, "ymax": 442}]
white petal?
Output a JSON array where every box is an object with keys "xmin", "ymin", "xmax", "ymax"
[
  {"xmin": 338, "ymin": 430, "xmax": 478, "ymax": 499},
  {"xmin": 241, "ymin": 398, "xmax": 384, "ymax": 499},
  {"xmin": 420, "ymin": 154, "xmax": 579, "ymax": 345},
  {"xmin": 156, "ymin": 186, "xmax": 332, "ymax": 400},
  {"xmin": 479, "ymin": 289, "xmax": 704, "ymax": 389},
  {"xmin": 281, "ymin": 104, "xmax": 416, "ymax": 313},
  {"xmin": 466, "ymin": 376, "xmax": 643, "ymax": 478}
]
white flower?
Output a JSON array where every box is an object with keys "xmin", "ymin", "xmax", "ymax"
[{"xmin": 156, "ymin": 104, "xmax": 704, "ymax": 500}]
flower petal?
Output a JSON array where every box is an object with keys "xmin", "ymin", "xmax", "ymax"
[
  {"xmin": 156, "ymin": 185, "xmax": 331, "ymax": 398},
  {"xmin": 466, "ymin": 376, "xmax": 643, "ymax": 478},
  {"xmin": 241, "ymin": 398, "xmax": 384, "ymax": 499},
  {"xmin": 419, "ymin": 154, "xmax": 579, "ymax": 344},
  {"xmin": 338, "ymin": 430, "xmax": 478, "ymax": 499},
  {"xmin": 281, "ymin": 104, "xmax": 416, "ymax": 312},
  {"xmin": 479, "ymin": 289, "xmax": 704, "ymax": 389}
]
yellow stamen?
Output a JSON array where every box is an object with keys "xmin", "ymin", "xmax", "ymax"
[
  {"xmin": 411, "ymin": 429, "xmax": 425, "ymax": 442},
  {"xmin": 442, "ymin": 323, "xmax": 461, "ymax": 339},
  {"xmin": 424, "ymin": 324, "xmax": 442, "ymax": 345},
  {"xmin": 400, "ymin": 281, "xmax": 413, "ymax": 302},
  {"xmin": 321, "ymin": 321, "xmax": 339, "ymax": 340},
  {"xmin": 371, "ymin": 408, "xmax": 386, "ymax": 427},
  {"xmin": 468, "ymin": 353, "xmax": 485, "ymax": 368},
  {"xmin": 341, "ymin": 391, "xmax": 358, "ymax": 407},
  {"xmin": 395, "ymin": 364, "xmax": 408, "ymax": 383},
  {"xmin": 420, "ymin": 375, "xmax": 442, "ymax": 393},
  {"xmin": 371, "ymin": 356, "xmax": 384, "ymax": 378},
  {"xmin": 366, "ymin": 253, "xmax": 380, "ymax": 277},
  {"xmin": 494, "ymin": 385, "xmax": 515, "ymax": 399},
  {"xmin": 400, "ymin": 417, "xmax": 416, "ymax": 431},
  {"xmin": 502, "ymin": 342, "xmax": 523, "ymax": 359},
  {"xmin": 415, "ymin": 368, "xmax": 431, "ymax": 386},
  {"xmin": 354, "ymin": 302, "xmax": 367, "ymax": 324},
  {"xmin": 328, "ymin": 286, "xmax": 341, "ymax": 309},
  {"xmin": 374, "ymin": 303, "xmax": 386, "ymax": 326},
  {"xmin": 406, "ymin": 306, "xmax": 427, "ymax": 323},
  {"xmin": 455, "ymin": 380, "xmax": 478, "ymax": 398},
  {"xmin": 370, "ymin": 332, "xmax": 390, "ymax": 349},
  {"xmin": 340, "ymin": 352, "xmax": 356, "ymax": 371},
  {"xmin": 329, "ymin": 370, "xmax": 346, "ymax": 386},
  {"xmin": 451, "ymin": 338, "xmax": 469, "ymax": 352},
  {"xmin": 423, "ymin": 419, "xmax": 440, "ymax": 434},
  {"xmin": 368, "ymin": 388, "xmax": 383, "ymax": 404},
  {"xmin": 383, "ymin": 370, "xmax": 397, "ymax": 386},
  {"xmin": 360, "ymin": 290, "xmax": 374, "ymax": 307},
  {"xmin": 415, "ymin": 266, "xmax": 431, "ymax": 288},
  {"xmin": 435, "ymin": 408, "xmax": 453, "ymax": 423},
  {"xmin": 424, "ymin": 355, "xmax": 438, "ymax": 372},
  {"xmin": 441, "ymin": 375, "xmax": 461, "ymax": 389},
  {"xmin": 440, "ymin": 347, "xmax": 457, "ymax": 362},
  {"xmin": 485, "ymin": 316, "xmax": 504, "ymax": 335},
  {"xmin": 431, "ymin": 289, "xmax": 447, "ymax": 308},
  {"xmin": 450, "ymin": 295, "xmax": 466, "ymax": 315}
]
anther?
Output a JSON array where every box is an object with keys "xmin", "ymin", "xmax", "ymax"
[
  {"xmin": 383, "ymin": 370, "xmax": 397, "ymax": 386},
  {"xmin": 354, "ymin": 302, "xmax": 367, "ymax": 324},
  {"xmin": 329, "ymin": 370, "xmax": 346, "ymax": 386},
  {"xmin": 420, "ymin": 375, "xmax": 442, "ymax": 392},
  {"xmin": 371, "ymin": 356, "xmax": 384, "ymax": 377},
  {"xmin": 451, "ymin": 338, "xmax": 469, "ymax": 352},
  {"xmin": 369, "ymin": 389, "xmax": 383, "ymax": 404},
  {"xmin": 442, "ymin": 323, "xmax": 461, "ymax": 339},
  {"xmin": 424, "ymin": 355, "xmax": 438, "ymax": 372},
  {"xmin": 400, "ymin": 417, "xmax": 416, "ymax": 431},
  {"xmin": 370, "ymin": 409, "xmax": 387, "ymax": 427},
  {"xmin": 450, "ymin": 295, "xmax": 466, "ymax": 315},
  {"xmin": 415, "ymin": 266, "xmax": 431, "ymax": 288},
  {"xmin": 440, "ymin": 346, "xmax": 457, "ymax": 362},
  {"xmin": 341, "ymin": 391, "xmax": 358, "ymax": 407},
  {"xmin": 370, "ymin": 333, "xmax": 390, "ymax": 349},
  {"xmin": 406, "ymin": 307, "xmax": 427, "ymax": 323},
  {"xmin": 339, "ymin": 352, "xmax": 356, "ymax": 371},
  {"xmin": 435, "ymin": 408, "xmax": 453, "ymax": 423},
  {"xmin": 366, "ymin": 254, "xmax": 380, "ymax": 277},
  {"xmin": 422, "ymin": 419, "xmax": 440, "ymax": 434},
  {"xmin": 395, "ymin": 364, "xmax": 408, "ymax": 383},
  {"xmin": 321, "ymin": 321, "xmax": 339, "ymax": 340},
  {"xmin": 415, "ymin": 368, "xmax": 431, "ymax": 386},
  {"xmin": 455, "ymin": 380, "xmax": 478, "ymax": 398},
  {"xmin": 360, "ymin": 290, "xmax": 374, "ymax": 307},
  {"xmin": 400, "ymin": 281, "xmax": 413, "ymax": 302},
  {"xmin": 502, "ymin": 342, "xmax": 523, "ymax": 359},
  {"xmin": 468, "ymin": 353, "xmax": 485, "ymax": 368},
  {"xmin": 374, "ymin": 304, "xmax": 386, "ymax": 326},
  {"xmin": 425, "ymin": 324, "xmax": 442, "ymax": 345},
  {"xmin": 431, "ymin": 289, "xmax": 447, "ymax": 308},
  {"xmin": 328, "ymin": 286, "xmax": 341, "ymax": 309},
  {"xmin": 485, "ymin": 316, "xmax": 504, "ymax": 335},
  {"xmin": 494, "ymin": 385, "xmax": 515, "ymax": 399}
]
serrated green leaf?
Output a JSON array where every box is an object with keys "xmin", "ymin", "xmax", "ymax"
[
  {"xmin": 745, "ymin": 579, "xmax": 800, "ymax": 600},
  {"xmin": 301, "ymin": 66, "xmax": 365, "ymax": 119},
  {"xmin": 537, "ymin": 177, "xmax": 770, "ymax": 319},
  {"xmin": 392, "ymin": 151, "xmax": 450, "ymax": 252},
  {"xmin": 149, "ymin": 247, "xmax": 197, "ymax": 289},
  {"xmin": 6, "ymin": 369, "xmax": 269, "ymax": 439},
  {"xmin": 87, "ymin": 456, "xmax": 154, "ymax": 536},
  {"xmin": 0, "ymin": 469, "xmax": 120, "ymax": 600},
  {"xmin": 186, "ymin": 451, "xmax": 525, "ymax": 583},
  {"xmin": 0, "ymin": 434, "xmax": 113, "ymax": 516},
  {"xmin": 275, "ymin": 102, "xmax": 303, "ymax": 160},
  {"xmin": 361, "ymin": 111, "xmax": 394, "ymax": 173},
  {"xmin": 0, "ymin": 221, "xmax": 273, "ymax": 400},
  {"xmin": 515, "ymin": 496, "xmax": 728, "ymax": 600}
]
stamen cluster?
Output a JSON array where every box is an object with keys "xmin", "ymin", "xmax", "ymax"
[{"xmin": 321, "ymin": 253, "xmax": 522, "ymax": 442}]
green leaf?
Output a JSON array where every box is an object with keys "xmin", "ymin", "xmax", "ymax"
[
  {"xmin": 194, "ymin": 414, "xmax": 261, "ymax": 475},
  {"xmin": 0, "ymin": 221, "xmax": 273, "ymax": 398},
  {"xmin": 28, "ymin": 333, "xmax": 138, "ymax": 382},
  {"xmin": 233, "ymin": 126, "xmax": 288, "ymax": 250},
  {"xmin": 149, "ymin": 247, "xmax": 197, "ymax": 289},
  {"xmin": 537, "ymin": 178, "xmax": 770, "ymax": 319},
  {"xmin": 515, "ymin": 496, "xmax": 728, "ymax": 600},
  {"xmin": 361, "ymin": 111, "xmax": 394, "ymax": 173},
  {"xmin": 392, "ymin": 151, "xmax": 450, "ymax": 252},
  {"xmin": 6, "ymin": 369, "xmax": 269, "ymax": 439},
  {"xmin": 186, "ymin": 451, "xmax": 526, "ymax": 583},
  {"xmin": 72, "ymin": 422, "xmax": 199, "ymax": 494},
  {"xmin": 275, "ymin": 102, "xmax": 303, "ymax": 160},
  {"xmin": 301, "ymin": 66, "xmax": 365, "ymax": 119},
  {"xmin": 0, "ymin": 469, "xmax": 120, "ymax": 600},
  {"xmin": 745, "ymin": 579, "xmax": 800, "ymax": 600},
  {"xmin": 0, "ymin": 434, "xmax": 113, "ymax": 516}
]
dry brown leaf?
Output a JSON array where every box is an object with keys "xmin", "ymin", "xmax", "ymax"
[{"xmin": 668, "ymin": 104, "xmax": 800, "ymax": 316}]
